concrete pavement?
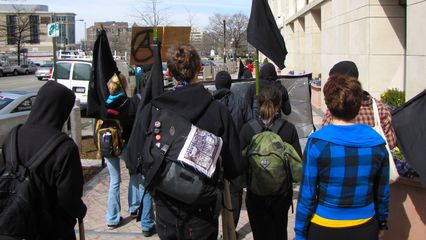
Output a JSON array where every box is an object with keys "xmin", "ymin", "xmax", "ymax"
[{"xmin": 76, "ymin": 108, "xmax": 324, "ymax": 239}]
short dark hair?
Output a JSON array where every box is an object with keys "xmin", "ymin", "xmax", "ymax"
[
  {"xmin": 215, "ymin": 71, "xmax": 232, "ymax": 89},
  {"xmin": 167, "ymin": 43, "xmax": 201, "ymax": 83},
  {"xmin": 323, "ymin": 74, "xmax": 363, "ymax": 121},
  {"xmin": 329, "ymin": 61, "xmax": 359, "ymax": 79}
]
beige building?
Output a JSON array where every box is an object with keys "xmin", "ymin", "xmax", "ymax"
[
  {"xmin": 86, "ymin": 21, "xmax": 131, "ymax": 58},
  {"xmin": 0, "ymin": 4, "xmax": 77, "ymax": 64},
  {"xmin": 268, "ymin": 0, "xmax": 425, "ymax": 106}
]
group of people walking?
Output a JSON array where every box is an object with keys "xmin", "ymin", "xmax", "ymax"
[{"xmin": 0, "ymin": 42, "xmax": 392, "ymax": 240}]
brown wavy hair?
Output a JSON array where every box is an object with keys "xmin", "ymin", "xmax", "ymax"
[
  {"xmin": 107, "ymin": 72, "xmax": 127, "ymax": 95},
  {"xmin": 167, "ymin": 43, "xmax": 201, "ymax": 83},
  {"xmin": 259, "ymin": 85, "xmax": 282, "ymax": 122},
  {"xmin": 323, "ymin": 74, "xmax": 363, "ymax": 121}
]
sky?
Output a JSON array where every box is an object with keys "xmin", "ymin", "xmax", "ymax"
[{"xmin": 8, "ymin": 0, "xmax": 252, "ymax": 41}]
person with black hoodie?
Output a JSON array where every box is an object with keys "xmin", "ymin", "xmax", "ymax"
[
  {"xmin": 212, "ymin": 70, "xmax": 252, "ymax": 230},
  {"xmin": 127, "ymin": 43, "xmax": 243, "ymax": 240},
  {"xmin": 245, "ymin": 62, "xmax": 291, "ymax": 117},
  {"xmin": 0, "ymin": 81, "xmax": 87, "ymax": 239}
]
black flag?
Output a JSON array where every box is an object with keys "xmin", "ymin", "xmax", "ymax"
[
  {"xmin": 392, "ymin": 90, "xmax": 426, "ymax": 186},
  {"xmin": 139, "ymin": 42, "xmax": 164, "ymax": 109},
  {"xmin": 238, "ymin": 58, "xmax": 244, "ymax": 79},
  {"xmin": 87, "ymin": 29, "xmax": 118, "ymax": 118},
  {"xmin": 247, "ymin": 0, "xmax": 287, "ymax": 69}
]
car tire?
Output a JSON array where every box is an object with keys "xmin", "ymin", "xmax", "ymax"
[
  {"xmin": 37, "ymin": 77, "xmax": 42, "ymax": 80},
  {"xmin": 13, "ymin": 70, "xmax": 18, "ymax": 76},
  {"xmin": 0, "ymin": 70, "xmax": 3, "ymax": 77}
]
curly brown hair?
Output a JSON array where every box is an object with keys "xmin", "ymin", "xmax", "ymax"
[
  {"xmin": 166, "ymin": 43, "xmax": 201, "ymax": 83},
  {"xmin": 323, "ymin": 74, "xmax": 363, "ymax": 121}
]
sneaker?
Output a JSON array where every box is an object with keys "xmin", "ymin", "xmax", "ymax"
[
  {"xmin": 142, "ymin": 226, "xmax": 156, "ymax": 237},
  {"xmin": 107, "ymin": 217, "xmax": 123, "ymax": 230},
  {"xmin": 130, "ymin": 209, "xmax": 139, "ymax": 218}
]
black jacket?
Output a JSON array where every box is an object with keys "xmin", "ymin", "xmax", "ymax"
[
  {"xmin": 245, "ymin": 79, "xmax": 292, "ymax": 116},
  {"xmin": 127, "ymin": 84, "xmax": 243, "ymax": 208},
  {"xmin": 128, "ymin": 84, "xmax": 242, "ymax": 179},
  {"xmin": 212, "ymin": 88, "xmax": 253, "ymax": 131},
  {"xmin": 1, "ymin": 81, "xmax": 87, "ymax": 240},
  {"xmin": 105, "ymin": 93, "xmax": 140, "ymax": 143}
]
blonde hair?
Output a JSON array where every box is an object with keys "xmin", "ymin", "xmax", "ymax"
[{"xmin": 107, "ymin": 72, "xmax": 128, "ymax": 95}]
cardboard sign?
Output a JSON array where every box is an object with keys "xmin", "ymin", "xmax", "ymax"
[{"xmin": 130, "ymin": 26, "xmax": 191, "ymax": 66}]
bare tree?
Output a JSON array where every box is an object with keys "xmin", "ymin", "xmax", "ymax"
[
  {"xmin": 0, "ymin": 4, "xmax": 38, "ymax": 65},
  {"xmin": 205, "ymin": 13, "xmax": 249, "ymax": 58},
  {"xmin": 135, "ymin": 0, "xmax": 170, "ymax": 26}
]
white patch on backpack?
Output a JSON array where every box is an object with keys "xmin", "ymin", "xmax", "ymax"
[{"xmin": 260, "ymin": 159, "xmax": 271, "ymax": 169}]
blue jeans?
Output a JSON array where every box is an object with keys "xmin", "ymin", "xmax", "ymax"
[
  {"xmin": 140, "ymin": 176, "xmax": 155, "ymax": 231},
  {"xmin": 105, "ymin": 155, "xmax": 141, "ymax": 225}
]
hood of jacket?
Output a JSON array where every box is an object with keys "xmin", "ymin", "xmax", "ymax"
[
  {"xmin": 212, "ymin": 88, "xmax": 231, "ymax": 100},
  {"xmin": 26, "ymin": 81, "xmax": 76, "ymax": 130},
  {"xmin": 309, "ymin": 124, "xmax": 385, "ymax": 148},
  {"xmin": 152, "ymin": 83, "xmax": 214, "ymax": 122}
]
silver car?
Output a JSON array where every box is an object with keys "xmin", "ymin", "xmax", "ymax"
[
  {"xmin": 35, "ymin": 63, "xmax": 52, "ymax": 80},
  {"xmin": 0, "ymin": 91, "xmax": 37, "ymax": 148}
]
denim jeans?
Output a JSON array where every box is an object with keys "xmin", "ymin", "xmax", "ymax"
[
  {"xmin": 105, "ymin": 155, "xmax": 141, "ymax": 225},
  {"xmin": 140, "ymin": 176, "xmax": 155, "ymax": 231}
]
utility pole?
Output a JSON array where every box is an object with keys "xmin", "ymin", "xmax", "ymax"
[{"xmin": 223, "ymin": 19, "xmax": 226, "ymax": 64}]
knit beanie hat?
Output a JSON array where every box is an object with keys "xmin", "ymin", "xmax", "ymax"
[{"xmin": 329, "ymin": 61, "xmax": 359, "ymax": 78}]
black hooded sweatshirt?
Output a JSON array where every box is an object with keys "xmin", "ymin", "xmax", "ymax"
[
  {"xmin": 1, "ymin": 81, "xmax": 87, "ymax": 239},
  {"xmin": 245, "ymin": 63, "xmax": 291, "ymax": 116},
  {"xmin": 127, "ymin": 84, "xmax": 243, "ymax": 205}
]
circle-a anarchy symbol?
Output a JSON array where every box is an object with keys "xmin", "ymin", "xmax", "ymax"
[{"xmin": 131, "ymin": 29, "xmax": 154, "ymax": 63}]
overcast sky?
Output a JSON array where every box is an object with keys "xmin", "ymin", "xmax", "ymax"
[{"xmin": 8, "ymin": 0, "xmax": 252, "ymax": 41}]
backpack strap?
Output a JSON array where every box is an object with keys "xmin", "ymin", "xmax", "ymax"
[
  {"xmin": 248, "ymin": 120, "xmax": 263, "ymax": 134},
  {"xmin": 270, "ymin": 118, "xmax": 285, "ymax": 134},
  {"xmin": 7, "ymin": 124, "xmax": 69, "ymax": 172}
]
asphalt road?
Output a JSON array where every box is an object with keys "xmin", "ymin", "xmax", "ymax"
[{"xmin": 0, "ymin": 73, "xmax": 46, "ymax": 92}]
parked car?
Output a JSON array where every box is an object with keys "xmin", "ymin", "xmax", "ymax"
[
  {"xmin": 49, "ymin": 60, "xmax": 91, "ymax": 109},
  {"xmin": 17, "ymin": 64, "xmax": 38, "ymax": 75},
  {"xmin": 0, "ymin": 91, "xmax": 37, "ymax": 148},
  {"xmin": 0, "ymin": 62, "xmax": 20, "ymax": 77},
  {"xmin": 35, "ymin": 63, "xmax": 53, "ymax": 80}
]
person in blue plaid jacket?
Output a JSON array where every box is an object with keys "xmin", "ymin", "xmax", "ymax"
[{"xmin": 295, "ymin": 74, "xmax": 390, "ymax": 240}]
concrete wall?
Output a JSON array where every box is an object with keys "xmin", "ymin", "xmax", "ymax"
[
  {"xmin": 282, "ymin": 0, "xmax": 406, "ymax": 110},
  {"xmin": 406, "ymin": 0, "xmax": 426, "ymax": 99}
]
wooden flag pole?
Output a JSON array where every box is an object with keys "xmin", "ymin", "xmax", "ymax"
[
  {"xmin": 255, "ymin": 49, "xmax": 260, "ymax": 96},
  {"xmin": 221, "ymin": 179, "xmax": 236, "ymax": 240}
]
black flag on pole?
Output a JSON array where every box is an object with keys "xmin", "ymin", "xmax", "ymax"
[
  {"xmin": 87, "ymin": 29, "xmax": 118, "ymax": 119},
  {"xmin": 392, "ymin": 90, "xmax": 426, "ymax": 186},
  {"xmin": 139, "ymin": 42, "xmax": 164, "ymax": 109},
  {"xmin": 247, "ymin": 0, "xmax": 287, "ymax": 69}
]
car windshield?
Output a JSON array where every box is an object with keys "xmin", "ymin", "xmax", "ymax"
[{"xmin": 0, "ymin": 96, "xmax": 14, "ymax": 111}]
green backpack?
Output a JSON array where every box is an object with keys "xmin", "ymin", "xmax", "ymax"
[{"xmin": 246, "ymin": 119, "xmax": 302, "ymax": 196}]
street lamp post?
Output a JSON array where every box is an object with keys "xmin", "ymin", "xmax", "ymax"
[{"xmin": 77, "ymin": 19, "xmax": 86, "ymax": 52}]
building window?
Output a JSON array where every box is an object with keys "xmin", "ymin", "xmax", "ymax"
[
  {"xmin": 29, "ymin": 15, "xmax": 40, "ymax": 44},
  {"xmin": 7, "ymin": 15, "xmax": 17, "ymax": 45}
]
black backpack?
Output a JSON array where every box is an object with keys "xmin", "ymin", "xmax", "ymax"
[
  {"xmin": 140, "ymin": 105, "xmax": 223, "ymax": 205},
  {"xmin": 0, "ymin": 125, "xmax": 68, "ymax": 239}
]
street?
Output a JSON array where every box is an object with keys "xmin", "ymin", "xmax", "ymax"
[{"xmin": 0, "ymin": 74, "xmax": 46, "ymax": 93}]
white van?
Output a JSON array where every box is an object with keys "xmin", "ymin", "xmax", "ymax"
[{"xmin": 49, "ymin": 60, "xmax": 91, "ymax": 108}]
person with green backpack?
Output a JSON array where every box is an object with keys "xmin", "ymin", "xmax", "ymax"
[{"xmin": 239, "ymin": 85, "xmax": 302, "ymax": 240}]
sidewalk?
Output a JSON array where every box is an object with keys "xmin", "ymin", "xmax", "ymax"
[{"xmin": 76, "ymin": 108, "xmax": 324, "ymax": 239}]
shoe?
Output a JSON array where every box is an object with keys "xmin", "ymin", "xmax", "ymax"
[
  {"xmin": 130, "ymin": 209, "xmax": 139, "ymax": 218},
  {"xmin": 142, "ymin": 226, "xmax": 156, "ymax": 237},
  {"xmin": 107, "ymin": 217, "xmax": 123, "ymax": 230}
]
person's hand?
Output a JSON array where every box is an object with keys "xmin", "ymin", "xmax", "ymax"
[{"xmin": 378, "ymin": 230, "xmax": 385, "ymax": 239}]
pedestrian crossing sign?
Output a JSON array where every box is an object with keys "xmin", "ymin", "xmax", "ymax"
[{"xmin": 48, "ymin": 23, "xmax": 59, "ymax": 37}]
